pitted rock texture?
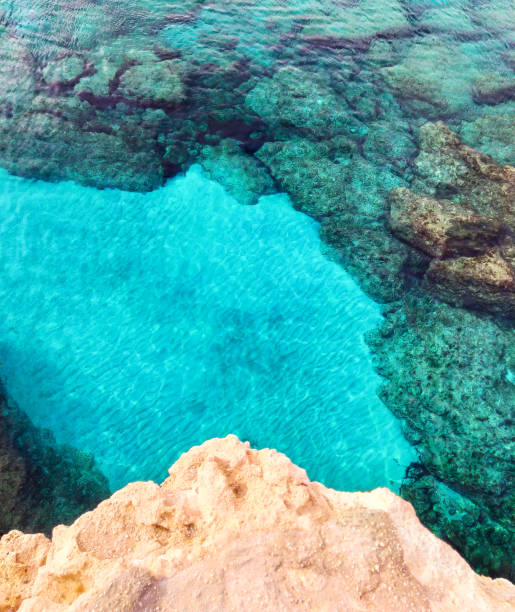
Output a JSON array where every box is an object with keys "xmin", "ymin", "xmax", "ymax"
[{"xmin": 1, "ymin": 436, "xmax": 513, "ymax": 612}]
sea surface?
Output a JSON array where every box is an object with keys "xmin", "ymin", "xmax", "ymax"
[{"xmin": 0, "ymin": 165, "xmax": 415, "ymax": 490}]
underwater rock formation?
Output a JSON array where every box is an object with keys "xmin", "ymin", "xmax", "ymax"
[
  {"xmin": 0, "ymin": 383, "xmax": 109, "ymax": 536},
  {"xmin": 389, "ymin": 188, "xmax": 504, "ymax": 259},
  {"xmin": 367, "ymin": 295, "xmax": 515, "ymax": 579},
  {"xmin": 390, "ymin": 123, "xmax": 515, "ymax": 317},
  {"xmin": 198, "ymin": 138, "xmax": 275, "ymax": 205},
  {"xmin": 1, "ymin": 436, "xmax": 514, "ymax": 612},
  {"xmin": 412, "ymin": 122, "xmax": 515, "ymax": 226},
  {"xmin": 256, "ymin": 138, "xmax": 424, "ymax": 303}
]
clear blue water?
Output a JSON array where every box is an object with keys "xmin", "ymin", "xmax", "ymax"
[{"xmin": 0, "ymin": 165, "xmax": 415, "ymax": 491}]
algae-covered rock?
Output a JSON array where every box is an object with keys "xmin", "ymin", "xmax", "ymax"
[
  {"xmin": 257, "ymin": 138, "xmax": 422, "ymax": 301},
  {"xmin": 414, "ymin": 4, "xmax": 477, "ymax": 34},
  {"xmin": 256, "ymin": 138, "xmax": 350, "ymax": 217},
  {"xmin": 117, "ymin": 60, "xmax": 185, "ymax": 105},
  {"xmin": 245, "ymin": 67, "xmax": 364, "ymax": 139},
  {"xmin": 0, "ymin": 113, "xmax": 164, "ymax": 191},
  {"xmin": 381, "ymin": 37, "xmax": 481, "ymax": 115},
  {"xmin": 0, "ymin": 28, "xmax": 37, "ymax": 113},
  {"xmin": 459, "ymin": 113, "xmax": 515, "ymax": 165},
  {"xmin": 363, "ymin": 122, "xmax": 416, "ymax": 173},
  {"xmin": 0, "ymin": 383, "xmax": 109, "ymax": 536},
  {"xmin": 393, "ymin": 122, "xmax": 515, "ymax": 316},
  {"xmin": 426, "ymin": 251, "xmax": 515, "ymax": 318},
  {"xmin": 301, "ymin": 0, "xmax": 410, "ymax": 41},
  {"xmin": 413, "ymin": 123, "xmax": 515, "ymax": 229},
  {"xmin": 367, "ymin": 295, "xmax": 515, "ymax": 579},
  {"xmin": 199, "ymin": 139, "xmax": 275, "ymax": 205},
  {"xmin": 402, "ymin": 471, "xmax": 515, "ymax": 580},
  {"xmin": 42, "ymin": 54, "xmax": 86, "ymax": 86}
]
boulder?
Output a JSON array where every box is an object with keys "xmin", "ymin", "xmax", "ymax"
[
  {"xmin": 427, "ymin": 251, "xmax": 515, "ymax": 317},
  {"xmin": 1, "ymin": 436, "xmax": 513, "ymax": 611},
  {"xmin": 389, "ymin": 188, "xmax": 505, "ymax": 258}
]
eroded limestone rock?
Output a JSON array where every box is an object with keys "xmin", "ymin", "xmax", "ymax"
[{"xmin": 1, "ymin": 436, "xmax": 513, "ymax": 611}]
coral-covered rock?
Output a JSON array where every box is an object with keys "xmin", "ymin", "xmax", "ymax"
[{"xmin": 1, "ymin": 436, "xmax": 513, "ymax": 611}]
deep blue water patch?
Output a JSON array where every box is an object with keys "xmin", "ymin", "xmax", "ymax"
[{"xmin": 0, "ymin": 165, "xmax": 415, "ymax": 491}]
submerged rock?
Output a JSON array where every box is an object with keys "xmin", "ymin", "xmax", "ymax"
[
  {"xmin": 413, "ymin": 122, "xmax": 515, "ymax": 227},
  {"xmin": 0, "ymin": 383, "xmax": 109, "ymax": 537},
  {"xmin": 198, "ymin": 139, "xmax": 275, "ymax": 205},
  {"xmin": 427, "ymin": 252, "xmax": 515, "ymax": 317},
  {"xmin": 245, "ymin": 67, "xmax": 364, "ymax": 139},
  {"xmin": 117, "ymin": 59, "xmax": 185, "ymax": 105},
  {"xmin": 301, "ymin": 0, "xmax": 410, "ymax": 41},
  {"xmin": 256, "ymin": 138, "xmax": 422, "ymax": 302},
  {"xmin": 459, "ymin": 113, "xmax": 515, "ymax": 166},
  {"xmin": 367, "ymin": 295, "xmax": 515, "ymax": 579},
  {"xmin": 1, "ymin": 436, "xmax": 513, "ymax": 611},
  {"xmin": 381, "ymin": 37, "xmax": 486, "ymax": 115},
  {"xmin": 0, "ymin": 113, "xmax": 164, "ymax": 191},
  {"xmin": 389, "ymin": 188, "xmax": 504, "ymax": 258},
  {"xmin": 391, "ymin": 123, "xmax": 515, "ymax": 317}
]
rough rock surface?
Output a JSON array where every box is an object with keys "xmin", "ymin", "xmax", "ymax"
[
  {"xmin": 1, "ymin": 436, "xmax": 513, "ymax": 612},
  {"xmin": 199, "ymin": 139, "xmax": 275, "ymax": 205},
  {"xmin": 389, "ymin": 123, "xmax": 515, "ymax": 317},
  {"xmin": 389, "ymin": 188, "xmax": 504, "ymax": 259},
  {"xmin": 412, "ymin": 122, "xmax": 515, "ymax": 229}
]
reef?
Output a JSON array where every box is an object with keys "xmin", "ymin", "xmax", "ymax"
[
  {"xmin": 1, "ymin": 436, "xmax": 514, "ymax": 612},
  {"xmin": 0, "ymin": 383, "xmax": 109, "ymax": 536}
]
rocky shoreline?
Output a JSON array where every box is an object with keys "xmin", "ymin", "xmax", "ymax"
[
  {"xmin": 1, "ymin": 436, "xmax": 514, "ymax": 611},
  {"xmin": 0, "ymin": 0, "xmax": 513, "ymax": 579}
]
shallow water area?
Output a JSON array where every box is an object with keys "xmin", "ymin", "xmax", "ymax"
[{"xmin": 0, "ymin": 166, "xmax": 415, "ymax": 491}]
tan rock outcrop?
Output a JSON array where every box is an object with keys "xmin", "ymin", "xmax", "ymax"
[
  {"xmin": 389, "ymin": 188, "xmax": 504, "ymax": 259},
  {"xmin": 427, "ymin": 250, "xmax": 515, "ymax": 315},
  {"xmin": 1, "ymin": 435, "xmax": 514, "ymax": 611},
  {"xmin": 388, "ymin": 123, "xmax": 515, "ymax": 317}
]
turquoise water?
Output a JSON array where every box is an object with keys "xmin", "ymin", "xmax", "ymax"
[{"xmin": 0, "ymin": 165, "xmax": 415, "ymax": 491}]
